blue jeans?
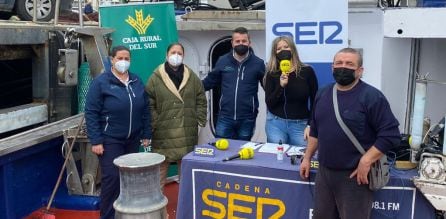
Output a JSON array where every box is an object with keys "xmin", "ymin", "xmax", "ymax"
[
  {"xmin": 265, "ymin": 111, "xmax": 307, "ymax": 146},
  {"xmin": 215, "ymin": 116, "xmax": 255, "ymax": 141}
]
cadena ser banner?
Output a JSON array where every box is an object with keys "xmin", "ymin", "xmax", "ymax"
[
  {"xmin": 265, "ymin": 0, "xmax": 348, "ymax": 87},
  {"xmin": 99, "ymin": 2, "xmax": 178, "ymax": 83}
]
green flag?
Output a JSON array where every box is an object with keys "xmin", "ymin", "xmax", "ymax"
[{"xmin": 99, "ymin": 2, "xmax": 178, "ymax": 83}]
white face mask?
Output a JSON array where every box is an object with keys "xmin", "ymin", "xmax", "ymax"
[
  {"xmin": 114, "ymin": 60, "xmax": 130, "ymax": 74},
  {"xmin": 168, "ymin": 54, "xmax": 183, "ymax": 67}
]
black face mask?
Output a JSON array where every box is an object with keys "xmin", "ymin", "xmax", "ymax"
[
  {"xmin": 234, "ymin": 45, "xmax": 249, "ymax": 56},
  {"xmin": 276, "ymin": 50, "xmax": 292, "ymax": 61},
  {"xmin": 333, "ymin": 67, "xmax": 356, "ymax": 86}
]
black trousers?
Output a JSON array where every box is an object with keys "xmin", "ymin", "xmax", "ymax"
[
  {"xmin": 98, "ymin": 136, "xmax": 139, "ymax": 219},
  {"xmin": 313, "ymin": 164, "xmax": 373, "ymax": 219}
]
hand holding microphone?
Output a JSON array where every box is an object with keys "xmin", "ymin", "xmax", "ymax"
[
  {"xmin": 279, "ymin": 59, "xmax": 291, "ymax": 75},
  {"xmin": 279, "ymin": 59, "xmax": 291, "ymax": 87},
  {"xmin": 277, "ymin": 49, "xmax": 292, "ymax": 76},
  {"xmin": 222, "ymin": 147, "xmax": 254, "ymax": 162}
]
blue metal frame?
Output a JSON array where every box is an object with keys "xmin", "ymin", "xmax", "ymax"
[{"xmin": 0, "ymin": 137, "xmax": 64, "ymax": 218}]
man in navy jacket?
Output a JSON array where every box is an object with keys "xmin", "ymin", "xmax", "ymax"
[
  {"xmin": 300, "ymin": 48, "xmax": 400, "ymax": 219},
  {"xmin": 202, "ymin": 27, "xmax": 265, "ymax": 140}
]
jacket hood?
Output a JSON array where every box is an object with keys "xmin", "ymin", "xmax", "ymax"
[{"xmin": 152, "ymin": 63, "xmax": 191, "ymax": 102}]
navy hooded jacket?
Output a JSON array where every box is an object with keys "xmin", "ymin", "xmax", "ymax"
[
  {"xmin": 203, "ymin": 49, "xmax": 265, "ymax": 120},
  {"xmin": 85, "ymin": 70, "xmax": 151, "ymax": 145}
]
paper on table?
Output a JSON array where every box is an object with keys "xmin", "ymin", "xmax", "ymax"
[
  {"xmin": 240, "ymin": 142, "xmax": 265, "ymax": 150},
  {"xmin": 258, "ymin": 143, "xmax": 290, "ymax": 154},
  {"xmin": 286, "ymin": 146, "xmax": 306, "ymax": 156}
]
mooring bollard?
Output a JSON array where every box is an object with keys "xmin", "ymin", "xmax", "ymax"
[{"xmin": 113, "ymin": 153, "xmax": 167, "ymax": 219}]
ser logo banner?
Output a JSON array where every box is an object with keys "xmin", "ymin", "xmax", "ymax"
[
  {"xmin": 201, "ymin": 181, "xmax": 285, "ymax": 218},
  {"xmin": 194, "ymin": 146, "xmax": 215, "ymax": 157},
  {"xmin": 192, "ymin": 170, "xmax": 315, "ymax": 219},
  {"xmin": 272, "ymin": 21, "xmax": 343, "ymax": 45}
]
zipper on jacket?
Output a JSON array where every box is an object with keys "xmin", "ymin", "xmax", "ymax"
[
  {"xmin": 126, "ymin": 84, "xmax": 133, "ymax": 138},
  {"xmin": 128, "ymin": 81, "xmax": 136, "ymax": 97},
  {"xmin": 252, "ymin": 96, "xmax": 255, "ymax": 114},
  {"xmin": 241, "ymin": 66, "xmax": 246, "ymax": 80},
  {"xmin": 219, "ymin": 94, "xmax": 223, "ymax": 113},
  {"xmin": 104, "ymin": 116, "xmax": 109, "ymax": 132},
  {"xmin": 234, "ymin": 65, "xmax": 242, "ymax": 120}
]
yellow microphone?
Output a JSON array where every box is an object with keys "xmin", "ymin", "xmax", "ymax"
[
  {"xmin": 209, "ymin": 139, "xmax": 229, "ymax": 150},
  {"xmin": 223, "ymin": 147, "xmax": 254, "ymax": 161},
  {"xmin": 279, "ymin": 59, "xmax": 291, "ymax": 75},
  {"xmin": 239, "ymin": 147, "xmax": 254, "ymax": 160}
]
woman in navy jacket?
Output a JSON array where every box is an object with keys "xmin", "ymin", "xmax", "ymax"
[{"xmin": 85, "ymin": 45, "xmax": 151, "ymax": 219}]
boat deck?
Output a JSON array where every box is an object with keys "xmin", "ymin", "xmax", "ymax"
[{"xmin": 25, "ymin": 182, "xmax": 179, "ymax": 218}]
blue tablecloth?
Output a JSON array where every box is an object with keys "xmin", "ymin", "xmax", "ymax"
[{"xmin": 176, "ymin": 140, "xmax": 436, "ymax": 219}]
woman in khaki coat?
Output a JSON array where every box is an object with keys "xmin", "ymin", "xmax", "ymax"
[{"xmin": 146, "ymin": 42, "xmax": 207, "ymax": 189}]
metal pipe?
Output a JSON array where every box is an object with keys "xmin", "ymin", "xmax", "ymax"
[
  {"xmin": 46, "ymin": 116, "xmax": 85, "ymax": 212},
  {"xmin": 443, "ymin": 115, "xmax": 446, "ymax": 156},
  {"xmin": 33, "ymin": 0, "xmax": 37, "ymax": 22},
  {"xmin": 404, "ymin": 39, "xmax": 420, "ymax": 134},
  {"xmin": 79, "ymin": 0, "xmax": 84, "ymax": 27},
  {"xmin": 410, "ymin": 80, "xmax": 427, "ymax": 152},
  {"xmin": 54, "ymin": 0, "xmax": 61, "ymax": 25}
]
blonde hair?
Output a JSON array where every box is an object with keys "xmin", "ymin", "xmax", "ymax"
[{"xmin": 266, "ymin": 36, "xmax": 304, "ymax": 74}]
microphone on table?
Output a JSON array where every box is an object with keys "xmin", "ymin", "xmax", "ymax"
[
  {"xmin": 222, "ymin": 147, "xmax": 254, "ymax": 162},
  {"xmin": 209, "ymin": 139, "xmax": 229, "ymax": 150},
  {"xmin": 279, "ymin": 59, "xmax": 291, "ymax": 75}
]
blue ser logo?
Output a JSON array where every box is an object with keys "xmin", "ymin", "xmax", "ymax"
[{"xmin": 272, "ymin": 21, "xmax": 343, "ymax": 44}]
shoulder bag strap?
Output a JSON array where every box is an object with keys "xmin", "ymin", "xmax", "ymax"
[{"xmin": 332, "ymin": 85, "xmax": 366, "ymax": 155}]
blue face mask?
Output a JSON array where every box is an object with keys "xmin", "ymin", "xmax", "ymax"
[{"xmin": 333, "ymin": 67, "xmax": 356, "ymax": 86}]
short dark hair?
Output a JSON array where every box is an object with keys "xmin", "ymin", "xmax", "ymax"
[
  {"xmin": 110, "ymin": 45, "xmax": 130, "ymax": 57},
  {"xmin": 166, "ymin": 42, "xmax": 185, "ymax": 54},
  {"xmin": 335, "ymin": 48, "xmax": 363, "ymax": 67},
  {"xmin": 232, "ymin": 27, "xmax": 250, "ymax": 41},
  {"xmin": 233, "ymin": 27, "xmax": 249, "ymax": 35}
]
